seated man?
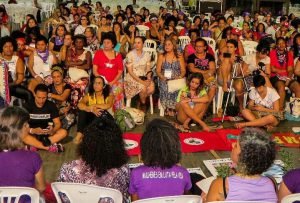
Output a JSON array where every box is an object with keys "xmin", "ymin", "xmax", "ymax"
[
  {"xmin": 235, "ymin": 75, "xmax": 283, "ymax": 131},
  {"xmin": 24, "ymin": 84, "xmax": 67, "ymax": 152}
]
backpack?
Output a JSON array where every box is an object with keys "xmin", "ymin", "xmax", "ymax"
[{"xmin": 115, "ymin": 109, "xmax": 135, "ymax": 132}]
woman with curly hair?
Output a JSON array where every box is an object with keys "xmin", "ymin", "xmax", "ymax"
[
  {"xmin": 206, "ymin": 128, "xmax": 277, "ymax": 202},
  {"xmin": 57, "ymin": 114, "xmax": 129, "ymax": 202},
  {"xmin": 129, "ymin": 119, "xmax": 192, "ymax": 201}
]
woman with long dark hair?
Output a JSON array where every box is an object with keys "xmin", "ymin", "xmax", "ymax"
[{"xmin": 74, "ymin": 76, "xmax": 113, "ymax": 144}]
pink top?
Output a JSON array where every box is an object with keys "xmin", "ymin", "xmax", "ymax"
[
  {"xmin": 93, "ymin": 50, "xmax": 123, "ymax": 82},
  {"xmin": 270, "ymin": 49, "xmax": 293, "ymax": 77}
]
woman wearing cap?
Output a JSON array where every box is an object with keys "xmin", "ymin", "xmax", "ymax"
[
  {"xmin": 74, "ymin": 76, "xmax": 114, "ymax": 144},
  {"xmin": 48, "ymin": 66, "xmax": 74, "ymax": 130},
  {"xmin": 146, "ymin": 14, "xmax": 162, "ymax": 44}
]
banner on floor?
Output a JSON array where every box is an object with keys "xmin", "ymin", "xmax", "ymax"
[
  {"xmin": 272, "ymin": 133, "xmax": 300, "ymax": 148},
  {"xmin": 123, "ymin": 129, "xmax": 242, "ymax": 156}
]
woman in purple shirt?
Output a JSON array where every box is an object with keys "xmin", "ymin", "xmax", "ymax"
[
  {"xmin": 0, "ymin": 106, "xmax": 46, "ymax": 193},
  {"xmin": 129, "ymin": 119, "xmax": 192, "ymax": 201},
  {"xmin": 206, "ymin": 128, "xmax": 277, "ymax": 202},
  {"xmin": 278, "ymin": 168, "xmax": 300, "ymax": 202}
]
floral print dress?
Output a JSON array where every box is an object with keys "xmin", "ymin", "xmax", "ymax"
[
  {"xmin": 57, "ymin": 159, "xmax": 130, "ymax": 203},
  {"xmin": 124, "ymin": 50, "xmax": 151, "ymax": 99},
  {"xmin": 158, "ymin": 58, "xmax": 182, "ymax": 110}
]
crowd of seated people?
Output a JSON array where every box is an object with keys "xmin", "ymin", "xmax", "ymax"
[{"xmin": 0, "ymin": 1, "xmax": 300, "ymax": 202}]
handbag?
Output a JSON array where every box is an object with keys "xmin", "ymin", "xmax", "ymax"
[
  {"xmin": 68, "ymin": 67, "xmax": 89, "ymax": 82},
  {"xmin": 124, "ymin": 107, "xmax": 145, "ymax": 125},
  {"xmin": 167, "ymin": 77, "xmax": 186, "ymax": 93}
]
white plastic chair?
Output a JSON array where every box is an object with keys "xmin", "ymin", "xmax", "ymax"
[
  {"xmin": 0, "ymin": 187, "xmax": 40, "ymax": 203},
  {"xmin": 202, "ymin": 37, "xmax": 216, "ymax": 52},
  {"xmin": 281, "ymin": 193, "xmax": 300, "ymax": 203},
  {"xmin": 125, "ymin": 47, "xmax": 157, "ymax": 115},
  {"xmin": 136, "ymin": 25, "xmax": 149, "ymax": 37},
  {"xmin": 133, "ymin": 195, "xmax": 202, "ymax": 203},
  {"xmin": 241, "ymin": 40, "xmax": 258, "ymax": 50},
  {"xmin": 144, "ymin": 39, "xmax": 157, "ymax": 50},
  {"xmin": 176, "ymin": 0, "xmax": 190, "ymax": 10},
  {"xmin": 244, "ymin": 47, "xmax": 257, "ymax": 56},
  {"xmin": 51, "ymin": 182, "xmax": 123, "ymax": 203},
  {"xmin": 178, "ymin": 36, "xmax": 191, "ymax": 51}
]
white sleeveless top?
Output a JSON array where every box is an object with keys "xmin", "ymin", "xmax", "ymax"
[
  {"xmin": 33, "ymin": 51, "xmax": 54, "ymax": 78},
  {"xmin": 4, "ymin": 55, "xmax": 19, "ymax": 81}
]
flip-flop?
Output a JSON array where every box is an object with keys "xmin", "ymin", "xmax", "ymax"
[
  {"xmin": 208, "ymin": 124, "xmax": 224, "ymax": 130},
  {"xmin": 229, "ymin": 116, "xmax": 244, "ymax": 122}
]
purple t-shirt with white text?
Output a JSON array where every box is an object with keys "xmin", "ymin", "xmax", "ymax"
[
  {"xmin": 129, "ymin": 165, "xmax": 192, "ymax": 199},
  {"xmin": 0, "ymin": 150, "xmax": 42, "ymax": 187}
]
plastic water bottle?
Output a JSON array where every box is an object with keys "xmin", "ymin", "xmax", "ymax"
[{"xmin": 124, "ymin": 116, "xmax": 134, "ymax": 129}]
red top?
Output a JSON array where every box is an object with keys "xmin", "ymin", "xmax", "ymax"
[
  {"xmin": 270, "ymin": 49, "xmax": 294, "ymax": 77},
  {"xmin": 93, "ymin": 50, "xmax": 123, "ymax": 82}
]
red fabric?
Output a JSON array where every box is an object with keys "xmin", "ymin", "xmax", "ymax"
[
  {"xmin": 270, "ymin": 50, "xmax": 294, "ymax": 77},
  {"xmin": 211, "ymin": 116, "xmax": 230, "ymax": 122},
  {"xmin": 93, "ymin": 50, "xmax": 123, "ymax": 82},
  {"xmin": 179, "ymin": 131, "xmax": 226, "ymax": 153},
  {"xmin": 122, "ymin": 129, "xmax": 242, "ymax": 156},
  {"xmin": 43, "ymin": 183, "xmax": 57, "ymax": 203},
  {"xmin": 123, "ymin": 133, "xmax": 142, "ymax": 156},
  {"xmin": 272, "ymin": 132, "xmax": 300, "ymax": 148},
  {"xmin": 216, "ymin": 129, "xmax": 242, "ymax": 150}
]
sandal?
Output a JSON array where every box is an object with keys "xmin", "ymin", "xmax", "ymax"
[{"xmin": 169, "ymin": 121, "xmax": 191, "ymax": 133}]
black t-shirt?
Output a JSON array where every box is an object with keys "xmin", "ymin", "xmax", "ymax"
[
  {"xmin": 187, "ymin": 53, "xmax": 215, "ymax": 71},
  {"xmin": 25, "ymin": 100, "xmax": 59, "ymax": 129}
]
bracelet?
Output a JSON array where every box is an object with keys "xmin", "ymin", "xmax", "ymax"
[{"xmin": 29, "ymin": 128, "xmax": 33, "ymax": 134}]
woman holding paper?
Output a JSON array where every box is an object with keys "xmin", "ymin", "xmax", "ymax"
[
  {"xmin": 206, "ymin": 128, "xmax": 277, "ymax": 202},
  {"xmin": 156, "ymin": 38, "xmax": 185, "ymax": 116}
]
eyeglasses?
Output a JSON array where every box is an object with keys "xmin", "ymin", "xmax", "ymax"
[{"xmin": 81, "ymin": 18, "xmax": 87, "ymax": 20}]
